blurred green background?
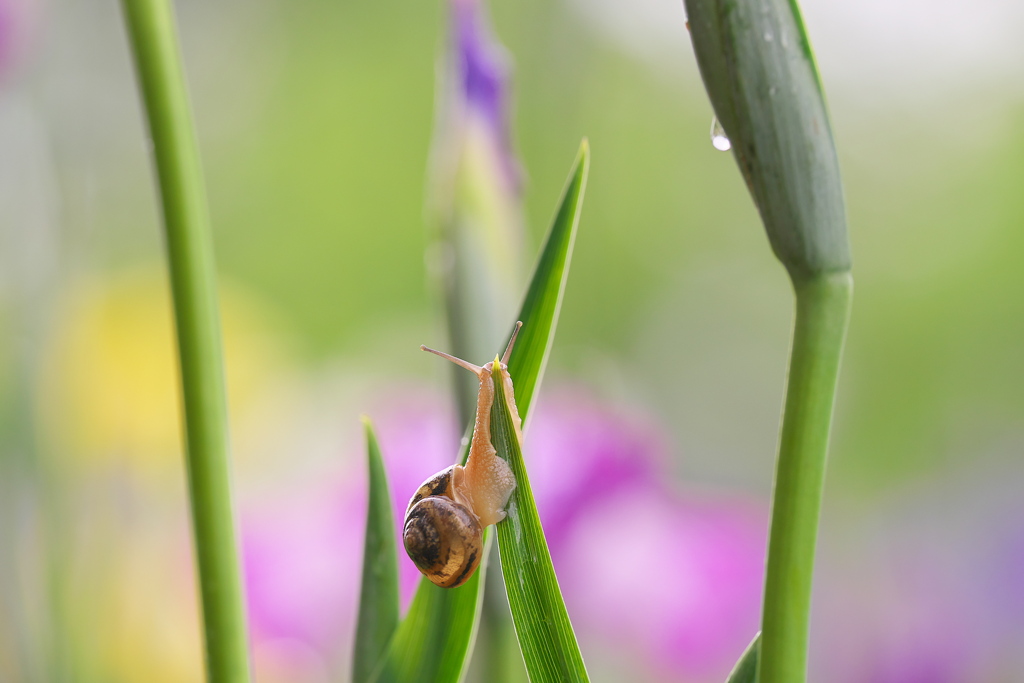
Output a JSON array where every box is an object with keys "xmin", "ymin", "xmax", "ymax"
[{"xmin": 1, "ymin": 0, "xmax": 1023, "ymax": 681}]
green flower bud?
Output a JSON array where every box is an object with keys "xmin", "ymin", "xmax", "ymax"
[{"xmin": 685, "ymin": 0, "xmax": 851, "ymax": 278}]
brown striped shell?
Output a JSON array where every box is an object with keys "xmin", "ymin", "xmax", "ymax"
[{"xmin": 403, "ymin": 466, "xmax": 483, "ymax": 588}]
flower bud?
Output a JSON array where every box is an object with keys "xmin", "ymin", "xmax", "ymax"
[
  {"xmin": 684, "ymin": 0, "xmax": 851, "ymax": 278},
  {"xmin": 428, "ymin": 0, "xmax": 525, "ymax": 420}
]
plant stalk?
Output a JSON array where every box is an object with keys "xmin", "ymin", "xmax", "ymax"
[
  {"xmin": 120, "ymin": 1, "xmax": 251, "ymax": 681},
  {"xmin": 758, "ymin": 271, "xmax": 852, "ymax": 683}
]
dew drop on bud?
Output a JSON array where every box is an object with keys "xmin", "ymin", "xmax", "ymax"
[{"xmin": 710, "ymin": 117, "xmax": 731, "ymax": 152}]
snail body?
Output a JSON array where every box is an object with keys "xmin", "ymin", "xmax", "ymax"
[{"xmin": 404, "ymin": 323, "xmax": 523, "ymax": 588}]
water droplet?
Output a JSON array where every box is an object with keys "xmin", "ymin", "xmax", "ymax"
[
  {"xmin": 710, "ymin": 117, "xmax": 731, "ymax": 152},
  {"xmin": 781, "ymin": 35, "xmax": 789, "ymax": 48},
  {"xmin": 769, "ymin": 86, "xmax": 778, "ymax": 97},
  {"xmin": 764, "ymin": 32, "xmax": 774, "ymax": 42}
]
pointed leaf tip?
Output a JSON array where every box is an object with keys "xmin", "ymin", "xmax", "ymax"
[
  {"xmin": 725, "ymin": 632, "xmax": 760, "ymax": 683},
  {"xmin": 353, "ymin": 419, "xmax": 400, "ymax": 683}
]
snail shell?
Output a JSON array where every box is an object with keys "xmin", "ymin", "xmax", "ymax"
[
  {"xmin": 407, "ymin": 323, "xmax": 522, "ymax": 588},
  {"xmin": 403, "ymin": 466, "xmax": 483, "ymax": 588}
]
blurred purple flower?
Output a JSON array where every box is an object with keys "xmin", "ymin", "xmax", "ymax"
[
  {"xmin": 555, "ymin": 485, "xmax": 765, "ymax": 681},
  {"xmin": 0, "ymin": 1, "xmax": 14, "ymax": 75},
  {"xmin": 812, "ymin": 509, "xmax": 989, "ymax": 683},
  {"xmin": 367, "ymin": 388, "xmax": 461, "ymax": 602},
  {"xmin": 862, "ymin": 563, "xmax": 978, "ymax": 683},
  {"xmin": 972, "ymin": 507, "xmax": 1024, "ymax": 678},
  {"xmin": 240, "ymin": 383, "xmax": 767, "ymax": 682},
  {"xmin": 0, "ymin": 0, "xmax": 34, "ymax": 81},
  {"xmin": 990, "ymin": 517, "xmax": 1024, "ymax": 629},
  {"xmin": 428, "ymin": 0, "xmax": 525, "ymax": 366},
  {"xmin": 243, "ymin": 483, "xmax": 364, "ymax": 656},
  {"xmin": 439, "ymin": 0, "xmax": 520, "ymax": 193},
  {"xmin": 525, "ymin": 388, "xmax": 766, "ymax": 680},
  {"xmin": 240, "ymin": 386, "xmax": 459, "ymax": 676},
  {"xmin": 524, "ymin": 388, "xmax": 667, "ymax": 548}
]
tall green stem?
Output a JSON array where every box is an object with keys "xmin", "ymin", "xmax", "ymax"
[
  {"xmin": 758, "ymin": 271, "xmax": 852, "ymax": 683},
  {"xmin": 120, "ymin": 2, "xmax": 251, "ymax": 681},
  {"xmin": 684, "ymin": 0, "xmax": 850, "ymax": 676}
]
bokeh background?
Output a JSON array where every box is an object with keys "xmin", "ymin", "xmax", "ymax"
[{"xmin": 2, "ymin": 0, "xmax": 1023, "ymax": 681}]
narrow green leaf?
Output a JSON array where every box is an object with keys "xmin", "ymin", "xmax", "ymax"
[
  {"xmin": 491, "ymin": 368, "xmax": 589, "ymax": 682},
  {"xmin": 353, "ymin": 419, "xmax": 401, "ymax": 683},
  {"xmin": 726, "ymin": 633, "xmax": 761, "ymax": 683},
  {"xmin": 373, "ymin": 535, "xmax": 490, "ymax": 683},
  {"xmin": 372, "ymin": 141, "xmax": 590, "ymax": 683}
]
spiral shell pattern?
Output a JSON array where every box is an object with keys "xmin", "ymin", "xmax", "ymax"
[{"xmin": 404, "ymin": 495, "xmax": 483, "ymax": 588}]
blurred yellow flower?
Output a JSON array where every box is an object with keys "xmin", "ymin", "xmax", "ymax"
[
  {"xmin": 32, "ymin": 266, "xmax": 301, "ymax": 682},
  {"xmin": 37, "ymin": 266, "xmax": 292, "ymax": 480}
]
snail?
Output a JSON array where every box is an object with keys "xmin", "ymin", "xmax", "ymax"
[{"xmin": 403, "ymin": 322, "xmax": 523, "ymax": 588}]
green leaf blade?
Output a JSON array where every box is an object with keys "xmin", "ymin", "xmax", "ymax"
[
  {"xmin": 726, "ymin": 633, "xmax": 761, "ymax": 683},
  {"xmin": 491, "ymin": 367, "xmax": 589, "ymax": 683},
  {"xmin": 373, "ymin": 535, "xmax": 489, "ymax": 683},
  {"xmin": 371, "ymin": 141, "xmax": 590, "ymax": 683},
  {"xmin": 353, "ymin": 419, "xmax": 401, "ymax": 683}
]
